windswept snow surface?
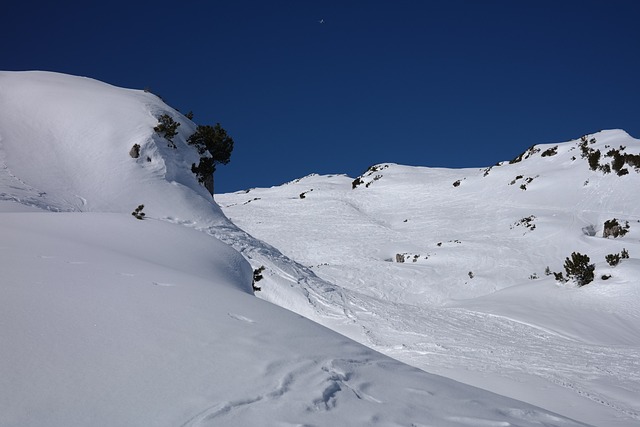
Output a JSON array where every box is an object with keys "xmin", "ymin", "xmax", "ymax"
[
  {"xmin": 0, "ymin": 71, "xmax": 590, "ymax": 426},
  {"xmin": 217, "ymin": 130, "xmax": 640, "ymax": 427}
]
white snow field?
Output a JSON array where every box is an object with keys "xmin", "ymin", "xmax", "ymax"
[
  {"xmin": 0, "ymin": 71, "xmax": 593, "ymax": 426},
  {"xmin": 217, "ymin": 132, "xmax": 640, "ymax": 427}
]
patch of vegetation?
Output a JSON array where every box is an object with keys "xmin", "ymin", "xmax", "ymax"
[
  {"xmin": 299, "ymin": 189, "xmax": 313, "ymax": 199},
  {"xmin": 541, "ymin": 146, "xmax": 558, "ymax": 157},
  {"xmin": 511, "ymin": 215, "xmax": 536, "ymax": 231},
  {"xmin": 154, "ymin": 114, "xmax": 180, "ymax": 148},
  {"xmin": 509, "ymin": 145, "xmax": 540, "ymax": 164},
  {"xmin": 587, "ymin": 149, "xmax": 601, "ymax": 171},
  {"xmin": 509, "ymin": 175, "xmax": 524, "ymax": 185},
  {"xmin": 188, "ymin": 123, "xmax": 234, "ymax": 195},
  {"xmin": 605, "ymin": 253, "xmax": 621, "ymax": 267},
  {"xmin": 365, "ymin": 174, "xmax": 383, "ymax": 187},
  {"xmin": 131, "ymin": 204, "xmax": 146, "ymax": 220},
  {"xmin": 452, "ymin": 180, "xmax": 461, "ymax": 187},
  {"xmin": 563, "ymin": 252, "xmax": 595, "ymax": 287},
  {"xmin": 352, "ymin": 164, "xmax": 389, "ymax": 189},
  {"xmin": 578, "ymin": 135, "xmax": 597, "ymax": 158},
  {"xmin": 252, "ymin": 266, "xmax": 265, "ymax": 291},
  {"xmin": 603, "ymin": 218, "xmax": 630, "ymax": 238}
]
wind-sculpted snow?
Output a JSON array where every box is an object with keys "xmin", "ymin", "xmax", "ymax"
[
  {"xmin": 217, "ymin": 130, "xmax": 640, "ymax": 426},
  {"xmin": 0, "ymin": 207, "xmax": 590, "ymax": 427},
  {"xmin": 0, "ymin": 71, "xmax": 593, "ymax": 426}
]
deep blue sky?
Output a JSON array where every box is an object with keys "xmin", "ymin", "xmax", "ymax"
[{"xmin": 3, "ymin": 1, "xmax": 639, "ymax": 193}]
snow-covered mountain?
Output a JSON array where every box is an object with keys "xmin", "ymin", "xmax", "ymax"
[
  {"xmin": 216, "ymin": 129, "xmax": 640, "ymax": 426},
  {"xmin": 0, "ymin": 70, "xmax": 631, "ymax": 426}
]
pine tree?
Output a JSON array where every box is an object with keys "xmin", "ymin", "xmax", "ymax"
[
  {"xmin": 187, "ymin": 123, "xmax": 234, "ymax": 195},
  {"xmin": 563, "ymin": 252, "xmax": 595, "ymax": 287},
  {"xmin": 154, "ymin": 114, "xmax": 180, "ymax": 148}
]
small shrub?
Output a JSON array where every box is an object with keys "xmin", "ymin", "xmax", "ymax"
[
  {"xmin": 544, "ymin": 266, "xmax": 552, "ymax": 276},
  {"xmin": 352, "ymin": 177, "xmax": 364, "ymax": 189},
  {"xmin": 529, "ymin": 273, "xmax": 539, "ymax": 280},
  {"xmin": 563, "ymin": 252, "xmax": 595, "ymax": 287},
  {"xmin": 365, "ymin": 174, "xmax": 383, "ymax": 187},
  {"xmin": 468, "ymin": 271, "xmax": 474, "ymax": 279},
  {"xmin": 299, "ymin": 189, "xmax": 313, "ymax": 199},
  {"xmin": 587, "ymin": 149, "xmax": 601, "ymax": 171},
  {"xmin": 611, "ymin": 152, "xmax": 626, "ymax": 173},
  {"xmin": 132, "ymin": 204, "xmax": 145, "ymax": 220},
  {"xmin": 603, "ymin": 218, "xmax": 630, "ymax": 238},
  {"xmin": 510, "ymin": 145, "xmax": 540, "ymax": 164},
  {"xmin": 185, "ymin": 111, "xmax": 194, "ymax": 120},
  {"xmin": 605, "ymin": 253, "xmax": 621, "ymax": 267},
  {"xmin": 541, "ymin": 146, "xmax": 558, "ymax": 157},
  {"xmin": 512, "ymin": 215, "xmax": 536, "ymax": 231},
  {"xmin": 621, "ymin": 248, "xmax": 630, "ymax": 259},
  {"xmin": 624, "ymin": 153, "xmax": 640, "ymax": 169},
  {"xmin": 601, "ymin": 274, "xmax": 611, "ymax": 280},
  {"xmin": 509, "ymin": 175, "xmax": 521, "ymax": 185},
  {"xmin": 553, "ymin": 271, "xmax": 565, "ymax": 282},
  {"xmin": 453, "ymin": 180, "xmax": 461, "ymax": 187},
  {"xmin": 252, "ymin": 266, "xmax": 265, "ymax": 291},
  {"xmin": 154, "ymin": 114, "xmax": 180, "ymax": 148}
]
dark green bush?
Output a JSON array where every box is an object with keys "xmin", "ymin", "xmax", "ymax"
[
  {"xmin": 541, "ymin": 146, "xmax": 558, "ymax": 157},
  {"xmin": 587, "ymin": 149, "xmax": 601, "ymax": 171},
  {"xmin": 188, "ymin": 123, "xmax": 234, "ymax": 195},
  {"xmin": 154, "ymin": 114, "xmax": 180, "ymax": 148},
  {"xmin": 605, "ymin": 253, "xmax": 621, "ymax": 267},
  {"xmin": 563, "ymin": 252, "xmax": 595, "ymax": 287},
  {"xmin": 603, "ymin": 218, "xmax": 630, "ymax": 238},
  {"xmin": 132, "ymin": 204, "xmax": 145, "ymax": 220}
]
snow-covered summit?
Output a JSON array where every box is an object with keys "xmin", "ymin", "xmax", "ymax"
[{"xmin": 0, "ymin": 70, "xmax": 225, "ymax": 226}]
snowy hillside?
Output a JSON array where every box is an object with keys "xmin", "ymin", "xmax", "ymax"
[
  {"xmin": 217, "ymin": 130, "xmax": 640, "ymax": 426},
  {"xmin": 0, "ymin": 71, "xmax": 592, "ymax": 426}
]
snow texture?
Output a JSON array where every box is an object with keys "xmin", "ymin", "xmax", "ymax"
[{"xmin": 0, "ymin": 70, "xmax": 630, "ymax": 426}]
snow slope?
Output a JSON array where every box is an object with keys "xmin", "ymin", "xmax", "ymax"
[
  {"xmin": 0, "ymin": 71, "xmax": 590, "ymax": 426},
  {"xmin": 217, "ymin": 130, "xmax": 640, "ymax": 426}
]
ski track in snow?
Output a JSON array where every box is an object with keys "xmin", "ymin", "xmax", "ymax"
[
  {"xmin": 3, "ymin": 73, "xmax": 638, "ymax": 426},
  {"xmin": 214, "ymin": 144, "xmax": 640, "ymax": 426},
  {"xmin": 207, "ymin": 218, "xmax": 640, "ymax": 425}
]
